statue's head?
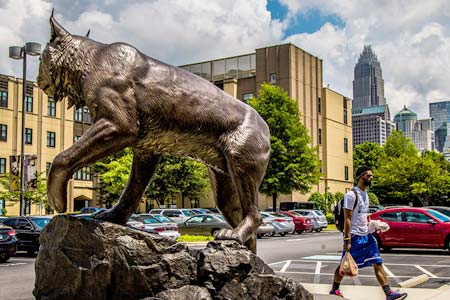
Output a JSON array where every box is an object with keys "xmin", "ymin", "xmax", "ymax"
[
  {"xmin": 37, "ymin": 13, "xmax": 70, "ymax": 101},
  {"xmin": 38, "ymin": 12, "xmax": 91, "ymax": 106}
]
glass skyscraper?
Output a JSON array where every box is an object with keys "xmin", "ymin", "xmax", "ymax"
[
  {"xmin": 353, "ymin": 45, "xmax": 386, "ymax": 109},
  {"xmin": 429, "ymin": 101, "xmax": 450, "ymax": 153}
]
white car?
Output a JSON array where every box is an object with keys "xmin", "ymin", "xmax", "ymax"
[
  {"xmin": 149, "ymin": 208, "xmax": 196, "ymax": 223},
  {"xmin": 129, "ymin": 214, "xmax": 180, "ymax": 240},
  {"xmin": 260, "ymin": 212, "xmax": 295, "ymax": 236}
]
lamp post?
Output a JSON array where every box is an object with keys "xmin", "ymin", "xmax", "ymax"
[{"xmin": 9, "ymin": 42, "xmax": 41, "ymax": 216}]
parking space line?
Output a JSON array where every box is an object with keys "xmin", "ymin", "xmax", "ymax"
[
  {"xmin": 382, "ymin": 265, "xmax": 401, "ymax": 284},
  {"xmin": 280, "ymin": 260, "xmax": 291, "ymax": 273},
  {"xmin": 276, "ymin": 270, "xmax": 450, "ymax": 279},
  {"xmin": 415, "ymin": 265, "xmax": 438, "ymax": 278},
  {"xmin": 353, "ymin": 276, "xmax": 362, "ymax": 286},
  {"xmin": 0, "ymin": 263, "xmax": 26, "ymax": 267},
  {"xmin": 286, "ymin": 238, "xmax": 304, "ymax": 242},
  {"xmin": 314, "ymin": 261, "xmax": 321, "ymax": 283}
]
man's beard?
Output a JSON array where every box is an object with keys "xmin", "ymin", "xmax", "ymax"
[{"xmin": 363, "ymin": 179, "xmax": 372, "ymax": 187}]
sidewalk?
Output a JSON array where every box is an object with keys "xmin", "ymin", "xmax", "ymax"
[{"xmin": 305, "ymin": 283, "xmax": 450, "ymax": 300}]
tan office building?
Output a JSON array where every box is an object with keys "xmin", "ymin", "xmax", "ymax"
[
  {"xmin": 180, "ymin": 43, "xmax": 353, "ymax": 208},
  {"xmin": 0, "ymin": 74, "xmax": 94, "ymax": 216}
]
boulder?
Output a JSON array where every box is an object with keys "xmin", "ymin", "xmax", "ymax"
[{"xmin": 34, "ymin": 215, "xmax": 314, "ymax": 300}]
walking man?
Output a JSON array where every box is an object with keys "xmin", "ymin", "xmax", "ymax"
[{"xmin": 329, "ymin": 165, "xmax": 407, "ymax": 299}]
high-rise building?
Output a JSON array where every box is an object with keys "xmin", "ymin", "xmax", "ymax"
[
  {"xmin": 352, "ymin": 45, "xmax": 393, "ymax": 147},
  {"xmin": 352, "ymin": 105, "xmax": 395, "ymax": 146},
  {"xmin": 353, "ymin": 45, "xmax": 386, "ymax": 109},
  {"xmin": 0, "ymin": 74, "xmax": 94, "ymax": 216},
  {"xmin": 394, "ymin": 106, "xmax": 434, "ymax": 151},
  {"xmin": 429, "ymin": 101, "xmax": 450, "ymax": 153},
  {"xmin": 181, "ymin": 43, "xmax": 354, "ymax": 208}
]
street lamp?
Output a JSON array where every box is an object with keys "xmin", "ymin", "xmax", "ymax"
[{"xmin": 9, "ymin": 42, "xmax": 41, "ymax": 216}]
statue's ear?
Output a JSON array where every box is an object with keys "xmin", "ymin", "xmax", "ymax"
[{"xmin": 50, "ymin": 11, "xmax": 69, "ymax": 43}]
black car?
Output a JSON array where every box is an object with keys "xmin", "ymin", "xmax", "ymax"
[
  {"xmin": 1, "ymin": 216, "xmax": 52, "ymax": 255},
  {"xmin": 0, "ymin": 223, "xmax": 17, "ymax": 263}
]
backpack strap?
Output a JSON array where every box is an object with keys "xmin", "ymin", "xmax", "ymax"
[{"xmin": 350, "ymin": 188, "xmax": 358, "ymax": 211}]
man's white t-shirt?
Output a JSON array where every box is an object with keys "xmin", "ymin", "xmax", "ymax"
[{"xmin": 343, "ymin": 186, "xmax": 369, "ymax": 236}]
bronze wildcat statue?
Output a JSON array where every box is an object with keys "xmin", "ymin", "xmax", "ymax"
[{"xmin": 37, "ymin": 14, "xmax": 270, "ymax": 253}]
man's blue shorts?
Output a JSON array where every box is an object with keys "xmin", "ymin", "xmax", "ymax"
[{"xmin": 342, "ymin": 233, "xmax": 382, "ymax": 268}]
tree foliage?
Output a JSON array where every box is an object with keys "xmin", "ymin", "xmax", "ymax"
[
  {"xmin": 353, "ymin": 142, "xmax": 384, "ymax": 171},
  {"xmin": 93, "ymin": 149, "xmax": 210, "ymax": 209},
  {"xmin": 248, "ymin": 83, "xmax": 320, "ymax": 209}
]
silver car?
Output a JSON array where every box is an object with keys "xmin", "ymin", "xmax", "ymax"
[
  {"xmin": 256, "ymin": 221, "xmax": 275, "ymax": 238},
  {"xmin": 260, "ymin": 212, "xmax": 295, "ymax": 236},
  {"xmin": 291, "ymin": 209, "xmax": 327, "ymax": 232}
]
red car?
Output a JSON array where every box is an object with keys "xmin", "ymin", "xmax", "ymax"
[
  {"xmin": 369, "ymin": 207, "xmax": 450, "ymax": 251},
  {"xmin": 277, "ymin": 211, "xmax": 314, "ymax": 234}
]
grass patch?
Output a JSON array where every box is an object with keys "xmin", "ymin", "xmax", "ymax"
[
  {"xmin": 324, "ymin": 224, "xmax": 337, "ymax": 231},
  {"xmin": 177, "ymin": 235, "xmax": 215, "ymax": 242}
]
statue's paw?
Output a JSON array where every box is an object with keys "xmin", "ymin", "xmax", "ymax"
[
  {"xmin": 92, "ymin": 209, "xmax": 126, "ymax": 224},
  {"xmin": 214, "ymin": 229, "xmax": 243, "ymax": 244}
]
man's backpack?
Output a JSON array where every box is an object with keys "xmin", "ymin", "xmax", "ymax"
[{"xmin": 334, "ymin": 189, "xmax": 358, "ymax": 232}]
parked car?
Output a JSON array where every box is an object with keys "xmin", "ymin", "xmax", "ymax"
[
  {"xmin": 1, "ymin": 216, "xmax": 52, "ymax": 255},
  {"xmin": 0, "ymin": 216, "xmax": 7, "ymax": 223},
  {"xmin": 291, "ymin": 209, "xmax": 327, "ymax": 232},
  {"xmin": 178, "ymin": 214, "xmax": 231, "ymax": 236},
  {"xmin": 129, "ymin": 214, "xmax": 180, "ymax": 240},
  {"xmin": 370, "ymin": 207, "xmax": 450, "ymax": 251},
  {"xmin": 277, "ymin": 211, "xmax": 314, "ymax": 234},
  {"xmin": 426, "ymin": 206, "xmax": 450, "ymax": 218},
  {"xmin": 149, "ymin": 208, "xmax": 196, "ymax": 223},
  {"xmin": 191, "ymin": 208, "xmax": 212, "ymax": 215},
  {"xmin": 256, "ymin": 221, "xmax": 275, "ymax": 238},
  {"xmin": 260, "ymin": 212, "xmax": 295, "ymax": 236},
  {"xmin": 0, "ymin": 224, "xmax": 17, "ymax": 263},
  {"xmin": 369, "ymin": 205, "xmax": 385, "ymax": 214},
  {"xmin": 80, "ymin": 207, "xmax": 107, "ymax": 214}
]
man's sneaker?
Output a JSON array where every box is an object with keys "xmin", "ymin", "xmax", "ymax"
[
  {"xmin": 329, "ymin": 290, "xmax": 344, "ymax": 298},
  {"xmin": 386, "ymin": 290, "xmax": 407, "ymax": 300}
]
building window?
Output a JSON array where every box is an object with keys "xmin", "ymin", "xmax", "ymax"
[
  {"xmin": 25, "ymin": 128, "xmax": 32, "ymax": 145},
  {"xmin": 345, "ymin": 166, "xmax": 349, "ymax": 181},
  {"xmin": 242, "ymin": 93, "xmax": 254, "ymax": 103},
  {"xmin": 0, "ymin": 124, "xmax": 6, "ymax": 141},
  {"xmin": 318, "ymin": 97, "xmax": 321, "ymax": 114},
  {"xmin": 83, "ymin": 107, "xmax": 91, "ymax": 124},
  {"xmin": 74, "ymin": 135, "xmax": 81, "ymax": 143},
  {"xmin": 74, "ymin": 166, "xmax": 91, "ymax": 181},
  {"xmin": 47, "ymin": 98, "xmax": 56, "ymax": 117},
  {"xmin": 344, "ymin": 109, "xmax": 348, "ymax": 124},
  {"xmin": 0, "ymin": 91, "xmax": 7, "ymax": 108},
  {"xmin": 25, "ymin": 96, "xmax": 33, "ymax": 113},
  {"xmin": 269, "ymin": 73, "xmax": 277, "ymax": 84},
  {"xmin": 318, "ymin": 128, "xmax": 322, "ymax": 145},
  {"xmin": 46, "ymin": 162, "xmax": 52, "ymax": 177},
  {"xmin": 343, "ymin": 97, "xmax": 348, "ymax": 124},
  {"xmin": 47, "ymin": 131, "xmax": 56, "ymax": 147},
  {"xmin": 344, "ymin": 138, "xmax": 348, "ymax": 153},
  {"xmin": 74, "ymin": 108, "xmax": 83, "ymax": 122},
  {"xmin": 0, "ymin": 158, "xmax": 6, "ymax": 174}
]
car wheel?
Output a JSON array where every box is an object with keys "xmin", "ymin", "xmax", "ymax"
[
  {"xmin": 296, "ymin": 230, "xmax": 304, "ymax": 235},
  {"xmin": 270, "ymin": 231, "xmax": 275, "ymax": 237},
  {"xmin": 280, "ymin": 232, "xmax": 286, "ymax": 237},
  {"xmin": 211, "ymin": 229, "xmax": 220, "ymax": 237},
  {"xmin": 315, "ymin": 228, "xmax": 322, "ymax": 233},
  {"xmin": 289, "ymin": 229, "xmax": 296, "ymax": 234},
  {"xmin": 373, "ymin": 233, "xmax": 383, "ymax": 250},
  {"xmin": 0, "ymin": 255, "xmax": 10, "ymax": 263},
  {"xmin": 257, "ymin": 234, "xmax": 262, "ymax": 239}
]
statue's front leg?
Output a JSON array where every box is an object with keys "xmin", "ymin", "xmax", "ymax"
[{"xmin": 47, "ymin": 118, "xmax": 136, "ymax": 213}]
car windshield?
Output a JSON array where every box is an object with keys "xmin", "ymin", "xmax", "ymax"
[
  {"xmin": 271, "ymin": 212, "xmax": 287, "ymax": 218},
  {"xmin": 32, "ymin": 218, "xmax": 52, "ymax": 229},
  {"xmin": 314, "ymin": 210, "xmax": 325, "ymax": 216},
  {"xmin": 215, "ymin": 215, "xmax": 225, "ymax": 221},
  {"xmin": 131, "ymin": 216, "xmax": 161, "ymax": 224},
  {"xmin": 182, "ymin": 210, "xmax": 196, "ymax": 217},
  {"xmin": 427, "ymin": 209, "xmax": 450, "ymax": 222},
  {"xmin": 152, "ymin": 215, "xmax": 171, "ymax": 223}
]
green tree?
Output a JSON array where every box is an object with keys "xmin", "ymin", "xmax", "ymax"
[
  {"xmin": 353, "ymin": 142, "xmax": 384, "ymax": 171},
  {"xmin": 368, "ymin": 192, "xmax": 379, "ymax": 205},
  {"xmin": 383, "ymin": 130, "xmax": 418, "ymax": 159},
  {"xmin": 0, "ymin": 172, "xmax": 49, "ymax": 213},
  {"xmin": 308, "ymin": 192, "xmax": 325, "ymax": 212},
  {"xmin": 94, "ymin": 149, "xmax": 210, "ymax": 209},
  {"xmin": 248, "ymin": 83, "xmax": 320, "ymax": 210}
]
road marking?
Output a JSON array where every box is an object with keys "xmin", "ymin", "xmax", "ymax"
[
  {"xmin": 0, "ymin": 262, "xmax": 26, "ymax": 267},
  {"xmin": 415, "ymin": 265, "xmax": 438, "ymax": 278},
  {"xmin": 286, "ymin": 238, "xmax": 304, "ymax": 242},
  {"xmin": 313, "ymin": 261, "xmax": 321, "ymax": 283},
  {"xmin": 353, "ymin": 276, "xmax": 362, "ymax": 286},
  {"xmin": 275, "ymin": 270, "xmax": 450, "ymax": 279},
  {"xmin": 302, "ymin": 255, "xmax": 342, "ymax": 261},
  {"xmin": 382, "ymin": 265, "xmax": 401, "ymax": 284},
  {"xmin": 280, "ymin": 260, "xmax": 291, "ymax": 273}
]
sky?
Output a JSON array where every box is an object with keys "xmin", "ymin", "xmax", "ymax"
[{"xmin": 0, "ymin": 0, "xmax": 449, "ymax": 119}]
